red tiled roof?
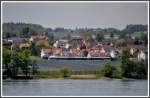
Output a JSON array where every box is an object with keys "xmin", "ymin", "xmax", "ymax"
[{"xmin": 31, "ymin": 35, "xmax": 48, "ymax": 41}]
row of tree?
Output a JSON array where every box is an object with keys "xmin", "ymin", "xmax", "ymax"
[
  {"xmin": 3, "ymin": 49, "xmax": 38, "ymax": 79},
  {"xmin": 3, "ymin": 23, "xmax": 147, "ymax": 39},
  {"xmin": 98, "ymin": 49, "xmax": 147, "ymax": 79}
]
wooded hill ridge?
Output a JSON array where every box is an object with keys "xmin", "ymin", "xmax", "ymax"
[{"xmin": 3, "ymin": 22, "xmax": 147, "ymax": 39}]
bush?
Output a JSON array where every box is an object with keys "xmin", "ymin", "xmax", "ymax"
[
  {"xmin": 112, "ymin": 69, "xmax": 121, "ymax": 78},
  {"xmin": 129, "ymin": 61, "xmax": 147, "ymax": 79},
  {"xmin": 59, "ymin": 67, "xmax": 71, "ymax": 78},
  {"xmin": 116, "ymin": 39, "xmax": 126, "ymax": 47},
  {"xmin": 100, "ymin": 62, "xmax": 119, "ymax": 78}
]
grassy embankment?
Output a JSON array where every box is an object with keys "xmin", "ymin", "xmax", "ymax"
[
  {"xmin": 9, "ymin": 56, "xmax": 147, "ymax": 80},
  {"xmin": 32, "ymin": 70, "xmax": 114, "ymax": 80}
]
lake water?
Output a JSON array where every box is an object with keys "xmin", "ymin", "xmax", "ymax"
[
  {"xmin": 2, "ymin": 79, "xmax": 148, "ymax": 96},
  {"xmin": 37, "ymin": 59, "xmax": 120, "ymax": 71}
]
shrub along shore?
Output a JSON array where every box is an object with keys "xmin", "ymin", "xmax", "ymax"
[
  {"xmin": 4, "ymin": 63, "xmax": 147, "ymax": 80},
  {"xmin": 3, "ymin": 49, "xmax": 147, "ymax": 80}
]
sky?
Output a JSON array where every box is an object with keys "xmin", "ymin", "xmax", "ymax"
[{"xmin": 2, "ymin": 2, "xmax": 148, "ymax": 30}]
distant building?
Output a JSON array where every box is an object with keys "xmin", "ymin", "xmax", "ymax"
[
  {"xmin": 3, "ymin": 39, "xmax": 12, "ymax": 46},
  {"xmin": 30, "ymin": 35, "xmax": 48, "ymax": 42},
  {"xmin": 104, "ymin": 34, "xmax": 119, "ymax": 39},
  {"xmin": 110, "ymin": 50, "xmax": 116, "ymax": 59},
  {"xmin": 129, "ymin": 48, "xmax": 138, "ymax": 55},
  {"xmin": 53, "ymin": 39, "xmax": 70, "ymax": 49},
  {"xmin": 19, "ymin": 43, "xmax": 30, "ymax": 49},
  {"xmin": 137, "ymin": 50, "xmax": 146, "ymax": 61},
  {"xmin": 8, "ymin": 37, "xmax": 28, "ymax": 45},
  {"xmin": 104, "ymin": 35, "xmax": 110, "ymax": 39},
  {"xmin": 41, "ymin": 49, "xmax": 51, "ymax": 58}
]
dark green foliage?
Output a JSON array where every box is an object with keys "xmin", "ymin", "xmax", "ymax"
[
  {"xmin": 35, "ymin": 41, "xmax": 45, "ymax": 49},
  {"xmin": 30, "ymin": 41, "xmax": 38, "ymax": 56},
  {"xmin": 126, "ymin": 61, "xmax": 147, "ymax": 79},
  {"xmin": 59, "ymin": 67, "xmax": 71, "ymax": 78},
  {"xmin": 2, "ymin": 23, "xmax": 50, "ymax": 38},
  {"xmin": 120, "ymin": 49, "xmax": 147, "ymax": 79},
  {"xmin": 3, "ymin": 49, "xmax": 12, "ymax": 69},
  {"xmin": 116, "ymin": 39, "xmax": 126, "ymax": 47},
  {"xmin": 3, "ymin": 49, "xmax": 13, "ymax": 78},
  {"xmin": 22, "ymin": 27, "xmax": 30, "ymax": 38},
  {"xmin": 120, "ymin": 49, "xmax": 131, "ymax": 77},
  {"xmin": 100, "ymin": 62, "xmax": 119, "ymax": 78},
  {"xmin": 104, "ymin": 28, "xmax": 121, "ymax": 35},
  {"xmin": 11, "ymin": 51, "xmax": 21, "ymax": 77},
  {"xmin": 95, "ymin": 33, "xmax": 104, "ymax": 42},
  {"xmin": 124, "ymin": 24, "xmax": 147, "ymax": 33},
  {"xmin": 54, "ymin": 27, "xmax": 65, "ymax": 32},
  {"xmin": 110, "ymin": 32, "xmax": 114, "ymax": 38},
  {"xmin": 30, "ymin": 60, "xmax": 39, "ymax": 75},
  {"xmin": 2, "ymin": 48, "xmax": 39, "ymax": 79}
]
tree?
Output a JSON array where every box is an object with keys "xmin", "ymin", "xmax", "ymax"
[
  {"xmin": 96, "ymin": 33, "xmax": 104, "ymax": 42},
  {"xmin": 120, "ymin": 48, "xmax": 130, "ymax": 77},
  {"xmin": 35, "ymin": 41, "xmax": 45, "ymax": 49},
  {"xmin": 29, "ymin": 60, "xmax": 39, "ymax": 75},
  {"xmin": 19, "ymin": 50, "xmax": 31, "ymax": 77},
  {"xmin": 124, "ymin": 24, "xmax": 147, "ymax": 33},
  {"xmin": 30, "ymin": 41, "xmax": 38, "ymax": 56},
  {"xmin": 129, "ymin": 61, "xmax": 147, "ymax": 79},
  {"xmin": 110, "ymin": 32, "xmax": 114, "ymax": 38},
  {"xmin": 22, "ymin": 27, "xmax": 30, "ymax": 38},
  {"xmin": 3, "ymin": 49, "xmax": 12, "ymax": 78},
  {"xmin": 101, "ymin": 62, "xmax": 119, "ymax": 78},
  {"xmin": 59, "ymin": 67, "xmax": 71, "ymax": 78},
  {"xmin": 3, "ymin": 48, "xmax": 39, "ymax": 79},
  {"xmin": 3, "ymin": 26, "xmax": 11, "ymax": 38},
  {"xmin": 10, "ymin": 51, "xmax": 21, "ymax": 77},
  {"xmin": 143, "ymin": 34, "xmax": 148, "ymax": 46},
  {"xmin": 119, "ymin": 49, "xmax": 147, "ymax": 79},
  {"xmin": 3, "ymin": 49, "xmax": 12, "ymax": 69},
  {"xmin": 116, "ymin": 39, "xmax": 126, "ymax": 47}
]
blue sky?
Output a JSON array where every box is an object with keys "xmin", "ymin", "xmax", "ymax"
[{"xmin": 2, "ymin": 2, "xmax": 148, "ymax": 30}]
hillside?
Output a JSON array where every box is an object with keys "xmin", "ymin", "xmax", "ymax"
[{"xmin": 2, "ymin": 22, "xmax": 147, "ymax": 39}]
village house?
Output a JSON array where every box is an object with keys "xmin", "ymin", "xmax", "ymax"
[
  {"xmin": 41, "ymin": 48, "xmax": 52, "ymax": 58},
  {"xmin": 51, "ymin": 48, "xmax": 62, "ymax": 56},
  {"xmin": 3, "ymin": 37, "xmax": 29, "ymax": 51},
  {"xmin": 3, "ymin": 39, "xmax": 13, "ymax": 48},
  {"xmin": 70, "ymin": 35, "xmax": 83, "ymax": 48},
  {"xmin": 30, "ymin": 35, "xmax": 48, "ymax": 42},
  {"xmin": 129, "ymin": 47, "xmax": 138, "ymax": 56},
  {"xmin": 137, "ymin": 50, "xmax": 146, "ymax": 61},
  {"xmin": 101, "ymin": 39, "xmax": 116, "ymax": 46},
  {"xmin": 127, "ymin": 45, "xmax": 146, "ymax": 56},
  {"xmin": 53, "ymin": 39, "xmax": 70, "ymax": 49},
  {"xmin": 19, "ymin": 43, "xmax": 30, "ymax": 49},
  {"xmin": 8, "ymin": 37, "xmax": 28, "ymax": 45}
]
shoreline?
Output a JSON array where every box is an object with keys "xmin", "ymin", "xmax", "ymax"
[{"xmin": 3, "ymin": 75, "xmax": 147, "ymax": 81}]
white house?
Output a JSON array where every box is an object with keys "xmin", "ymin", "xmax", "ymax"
[
  {"xmin": 53, "ymin": 41, "xmax": 59, "ymax": 48},
  {"xmin": 137, "ymin": 50, "xmax": 146, "ymax": 61},
  {"xmin": 53, "ymin": 40, "xmax": 69, "ymax": 49},
  {"xmin": 110, "ymin": 50, "xmax": 116, "ymax": 59},
  {"xmin": 41, "ymin": 49, "xmax": 51, "ymax": 58},
  {"xmin": 29, "ymin": 37, "xmax": 34, "ymax": 42},
  {"xmin": 87, "ymin": 53, "xmax": 91, "ymax": 58},
  {"xmin": 65, "ymin": 43, "xmax": 70, "ymax": 49}
]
